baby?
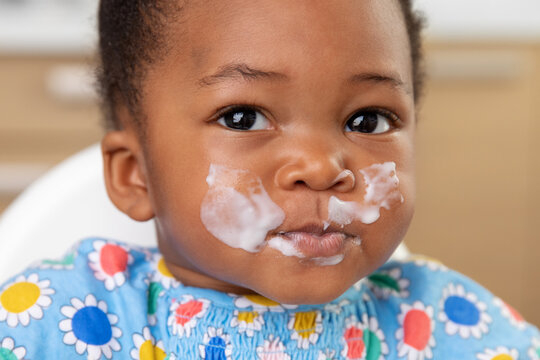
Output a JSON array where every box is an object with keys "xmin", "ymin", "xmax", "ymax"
[{"xmin": 0, "ymin": 0, "xmax": 538, "ymax": 359}]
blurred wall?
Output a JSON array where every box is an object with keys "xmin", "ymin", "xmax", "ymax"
[
  {"xmin": 0, "ymin": 0, "xmax": 100, "ymax": 212},
  {"xmin": 0, "ymin": 1, "xmax": 539, "ymax": 325},
  {"xmin": 0, "ymin": 56, "xmax": 102, "ymax": 212},
  {"xmin": 404, "ymin": 42, "xmax": 540, "ymax": 326}
]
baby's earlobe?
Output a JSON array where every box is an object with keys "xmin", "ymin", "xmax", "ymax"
[{"xmin": 101, "ymin": 131, "xmax": 154, "ymax": 222}]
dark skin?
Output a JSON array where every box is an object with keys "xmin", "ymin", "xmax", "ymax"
[{"xmin": 102, "ymin": 0, "xmax": 416, "ymax": 305}]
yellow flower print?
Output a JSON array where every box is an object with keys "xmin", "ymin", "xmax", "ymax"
[
  {"xmin": 150, "ymin": 254, "xmax": 180, "ymax": 289},
  {"xmin": 476, "ymin": 346, "xmax": 519, "ymax": 360},
  {"xmin": 230, "ymin": 310, "xmax": 264, "ymax": 337},
  {"xmin": 287, "ymin": 311, "xmax": 323, "ymax": 349},
  {"xmin": 131, "ymin": 327, "xmax": 175, "ymax": 360},
  {"xmin": 0, "ymin": 273, "xmax": 54, "ymax": 327}
]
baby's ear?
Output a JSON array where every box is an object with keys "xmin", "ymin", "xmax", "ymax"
[{"xmin": 101, "ymin": 129, "xmax": 154, "ymax": 222}]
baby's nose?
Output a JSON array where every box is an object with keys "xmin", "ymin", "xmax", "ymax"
[{"xmin": 274, "ymin": 146, "xmax": 355, "ymax": 193}]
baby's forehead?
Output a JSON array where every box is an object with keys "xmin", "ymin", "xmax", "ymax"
[{"xmin": 161, "ymin": 0, "xmax": 412, "ymax": 86}]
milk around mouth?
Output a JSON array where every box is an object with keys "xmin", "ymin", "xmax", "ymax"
[{"xmin": 200, "ymin": 162, "xmax": 397, "ymax": 264}]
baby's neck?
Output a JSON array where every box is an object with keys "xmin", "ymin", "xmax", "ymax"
[{"xmin": 164, "ymin": 259, "xmax": 257, "ymax": 295}]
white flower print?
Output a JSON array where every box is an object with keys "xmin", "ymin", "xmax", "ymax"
[
  {"xmin": 395, "ymin": 301, "xmax": 436, "ymax": 360},
  {"xmin": 367, "ymin": 267, "xmax": 410, "ymax": 299},
  {"xmin": 230, "ymin": 310, "xmax": 264, "ymax": 337},
  {"xmin": 476, "ymin": 346, "xmax": 519, "ymax": 360},
  {"xmin": 0, "ymin": 337, "xmax": 26, "ymax": 359},
  {"xmin": 58, "ymin": 294, "xmax": 122, "ymax": 359},
  {"xmin": 167, "ymin": 295, "xmax": 210, "ymax": 338},
  {"xmin": 438, "ymin": 283, "xmax": 491, "ymax": 339},
  {"xmin": 256, "ymin": 335, "xmax": 291, "ymax": 360},
  {"xmin": 88, "ymin": 240, "xmax": 134, "ymax": 291}
]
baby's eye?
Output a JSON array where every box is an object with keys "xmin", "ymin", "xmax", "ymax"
[
  {"xmin": 217, "ymin": 106, "xmax": 271, "ymax": 131},
  {"xmin": 345, "ymin": 109, "xmax": 395, "ymax": 134}
]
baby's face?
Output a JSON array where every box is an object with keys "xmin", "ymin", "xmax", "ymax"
[{"xmin": 139, "ymin": 0, "xmax": 416, "ymax": 304}]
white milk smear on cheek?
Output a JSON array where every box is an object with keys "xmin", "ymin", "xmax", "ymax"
[
  {"xmin": 200, "ymin": 165, "xmax": 285, "ymax": 252},
  {"xmin": 328, "ymin": 162, "xmax": 404, "ymax": 226}
]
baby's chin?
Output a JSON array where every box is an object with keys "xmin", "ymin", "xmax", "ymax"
[
  {"xmin": 222, "ymin": 246, "xmax": 378, "ymax": 305},
  {"xmin": 244, "ymin": 272, "xmax": 359, "ymax": 306},
  {"xmin": 257, "ymin": 286, "xmax": 350, "ymax": 306}
]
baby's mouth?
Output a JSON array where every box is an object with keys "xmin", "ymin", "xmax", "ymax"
[{"xmin": 271, "ymin": 223, "xmax": 359, "ymax": 259}]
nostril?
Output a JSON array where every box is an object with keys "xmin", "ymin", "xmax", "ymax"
[
  {"xmin": 275, "ymin": 162, "xmax": 355, "ymax": 192},
  {"xmin": 333, "ymin": 169, "xmax": 355, "ymax": 188},
  {"xmin": 292, "ymin": 180, "xmax": 312, "ymax": 189},
  {"xmin": 333, "ymin": 180, "xmax": 351, "ymax": 192},
  {"xmin": 331, "ymin": 169, "xmax": 356, "ymax": 192}
]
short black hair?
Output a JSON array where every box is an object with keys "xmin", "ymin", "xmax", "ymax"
[{"xmin": 97, "ymin": 0, "xmax": 425, "ymax": 131}]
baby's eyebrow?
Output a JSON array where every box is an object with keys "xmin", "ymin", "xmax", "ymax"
[
  {"xmin": 348, "ymin": 72, "xmax": 411, "ymax": 94},
  {"xmin": 197, "ymin": 62, "xmax": 411, "ymax": 94},
  {"xmin": 197, "ymin": 63, "xmax": 288, "ymax": 87}
]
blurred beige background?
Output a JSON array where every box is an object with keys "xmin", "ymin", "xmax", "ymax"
[{"xmin": 0, "ymin": 1, "xmax": 539, "ymax": 325}]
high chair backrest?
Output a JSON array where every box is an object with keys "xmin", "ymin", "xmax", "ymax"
[
  {"xmin": 0, "ymin": 144, "xmax": 410, "ymax": 282},
  {"xmin": 0, "ymin": 144, "xmax": 156, "ymax": 282}
]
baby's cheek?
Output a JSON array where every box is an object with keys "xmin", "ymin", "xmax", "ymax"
[
  {"xmin": 200, "ymin": 164, "xmax": 285, "ymax": 252},
  {"xmin": 326, "ymin": 162, "xmax": 405, "ymax": 227}
]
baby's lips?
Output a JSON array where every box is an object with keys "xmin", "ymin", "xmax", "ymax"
[{"xmin": 284, "ymin": 231, "xmax": 347, "ymax": 258}]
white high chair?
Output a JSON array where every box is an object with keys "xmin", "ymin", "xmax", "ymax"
[
  {"xmin": 0, "ymin": 144, "xmax": 409, "ymax": 282},
  {"xmin": 0, "ymin": 144, "xmax": 156, "ymax": 282}
]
